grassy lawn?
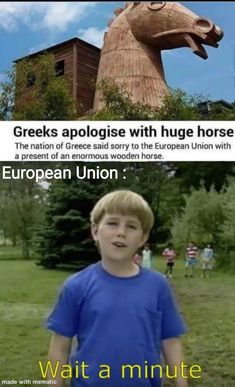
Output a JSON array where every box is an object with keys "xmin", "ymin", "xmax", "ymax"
[
  {"xmin": 0, "ymin": 253, "xmax": 234, "ymax": 386},
  {"xmin": 0, "ymin": 245, "xmax": 22, "ymax": 260},
  {"xmin": 0, "ymin": 259, "xmax": 68, "ymax": 382},
  {"xmin": 154, "ymin": 258, "xmax": 235, "ymax": 386}
]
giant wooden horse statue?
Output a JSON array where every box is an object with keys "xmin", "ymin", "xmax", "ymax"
[{"xmin": 94, "ymin": 1, "xmax": 223, "ymax": 110}]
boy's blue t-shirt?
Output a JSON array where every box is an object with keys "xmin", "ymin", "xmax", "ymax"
[{"xmin": 46, "ymin": 262, "xmax": 186, "ymax": 386}]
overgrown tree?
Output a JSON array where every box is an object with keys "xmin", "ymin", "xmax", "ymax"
[
  {"xmin": 169, "ymin": 183, "xmax": 235, "ymax": 271},
  {"xmin": 37, "ymin": 168, "xmax": 110, "ymax": 269},
  {"xmin": 0, "ymin": 69, "xmax": 15, "ymax": 119},
  {"xmin": 219, "ymin": 179, "xmax": 235, "ymax": 270},
  {"xmin": 172, "ymin": 162, "xmax": 235, "ymax": 193},
  {"xmin": 87, "ymin": 81, "xmax": 202, "ymax": 121},
  {"xmin": 170, "ymin": 187, "xmax": 225, "ymax": 251},
  {"xmin": 0, "ymin": 165, "xmax": 46, "ymax": 258}
]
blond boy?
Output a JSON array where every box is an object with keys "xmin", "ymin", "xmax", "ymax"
[{"xmin": 46, "ymin": 190, "xmax": 188, "ymax": 387}]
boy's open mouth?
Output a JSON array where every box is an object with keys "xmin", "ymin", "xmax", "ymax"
[{"xmin": 112, "ymin": 242, "xmax": 127, "ymax": 248}]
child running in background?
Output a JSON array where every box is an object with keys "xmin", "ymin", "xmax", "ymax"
[
  {"xmin": 133, "ymin": 249, "xmax": 143, "ymax": 266},
  {"xmin": 201, "ymin": 243, "xmax": 214, "ymax": 278},
  {"xmin": 162, "ymin": 243, "xmax": 176, "ymax": 278},
  {"xmin": 185, "ymin": 241, "xmax": 198, "ymax": 278},
  {"xmin": 142, "ymin": 243, "xmax": 153, "ymax": 269}
]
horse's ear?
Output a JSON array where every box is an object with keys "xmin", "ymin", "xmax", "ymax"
[
  {"xmin": 114, "ymin": 8, "xmax": 124, "ymax": 16},
  {"xmin": 107, "ymin": 18, "xmax": 115, "ymax": 27},
  {"xmin": 127, "ymin": 2, "xmax": 142, "ymax": 11},
  {"xmin": 108, "ymin": 6, "xmax": 125, "ymax": 27}
]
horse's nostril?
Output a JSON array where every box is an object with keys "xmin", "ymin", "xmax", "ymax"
[
  {"xmin": 207, "ymin": 25, "xmax": 224, "ymax": 43},
  {"xmin": 194, "ymin": 18, "xmax": 214, "ymax": 34}
]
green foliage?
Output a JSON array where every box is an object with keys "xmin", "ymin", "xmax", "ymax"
[
  {"xmin": 86, "ymin": 81, "xmax": 235, "ymax": 122},
  {"xmin": 170, "ymin": 181, "xmax": 235, "ymax": 270},
  {"xmin": 34, "ymin": 53, "xmax": 56, "ymax": 94},
  {"xmin": 216, "ymin": 180, "xmax": 235, "ymax": 270},
  {"xmin": 205, "ymin": 103, "xmax": 235, "ymax": 120},
  {"xmin": 171, "ymin": 187, "xmax": 225, "ymax": 250},
  {"xmin": 0, "ymin": 69, "xmax": 15, "ymax": 119},
  {"xmin": 0, "ymin": 246, "xmax": 22, "ymax": 260},
  {"xmin": 37, "ymin": 173, "xmax": 108, "ymax": 268},
  {"xmin": 0, "ymin": 53, "xmax": 76, "ymax": 120},
  {"xmin": 156, "ymin": 89, "xmax": 202, "ymax": 120},
  {"xmin": 14, "ymin": 100, "xmax": 44, "ymax": 120},
  {"xmin": 14, "ymin": 54, "xmax": 76, "ymax": 120},
  {"xmin": 221, "ymin": 180, "xmax": 235, "ymax": 248},
  {"xmin": 173, "ymin": 162, "xmax": 235, "ymax": 192},
  {"xmin": 86, "ymin": 81, "xmax": 203, "ymax": 121},
  {"xmin": 14, "ymin": 54, "xmax": 56, "ymax": 98},
  {"xmin": 42, "ymin": 78, "xmax": 75, "ymax": 120},
  {"xmin": 90, "ymin": 80, "xmax": 154, "ymax": 120},
  {"xmin": 0, "ymin": 167, "xmax": 46, "ymax": 259}
]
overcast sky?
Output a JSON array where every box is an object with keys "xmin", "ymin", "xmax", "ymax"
[{"xmin": 0, "ymin": 2, "xmax": 234, "ymax": 102}]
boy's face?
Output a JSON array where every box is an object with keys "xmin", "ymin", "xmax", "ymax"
[{"xmin": 92, "ymin": 213, "xmax": 147, "ymax": 263}]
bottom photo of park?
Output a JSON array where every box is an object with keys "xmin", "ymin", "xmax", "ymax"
[{"xmin": 0, "ymin": 161, "xmax": 234, "ymax": 386}]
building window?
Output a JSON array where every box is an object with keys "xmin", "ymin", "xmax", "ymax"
[
  {"xmin": 55, "ymin": 60, "xmax": 64, "ymax": 77},
  {"xmin": 26, "ymin": 73, "xmax": 36, "ymax": 87}
]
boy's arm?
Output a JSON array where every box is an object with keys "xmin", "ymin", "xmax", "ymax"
[
  {"xmin": 162, "ymin": 337, "xmax": 188, "ymax": 387},
  {"xmin": 47, "ymin": 332, "xmax": 72, "ymax": 387}
]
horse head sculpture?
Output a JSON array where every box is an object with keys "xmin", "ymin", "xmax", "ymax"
[{"xmin": 94, "ymin": 1, "xmax": 223, "ymax": 110}]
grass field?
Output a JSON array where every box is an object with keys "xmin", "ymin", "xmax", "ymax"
[
  {"xmin": 0, "ymin": 249, "xmax": 234, "ymax": 386},
  {"xmin": 0, "ymin": 245, "xmax": 23, "ymax": 260}
]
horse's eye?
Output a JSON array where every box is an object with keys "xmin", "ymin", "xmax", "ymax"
[{"xmin": 147, "ymin": 2, "xmax": 166, "ymax": 11}]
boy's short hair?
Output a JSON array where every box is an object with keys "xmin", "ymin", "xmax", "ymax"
[{"xmin": 90, "ymin": 190, "xmax": 154, "ymax": 235}]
